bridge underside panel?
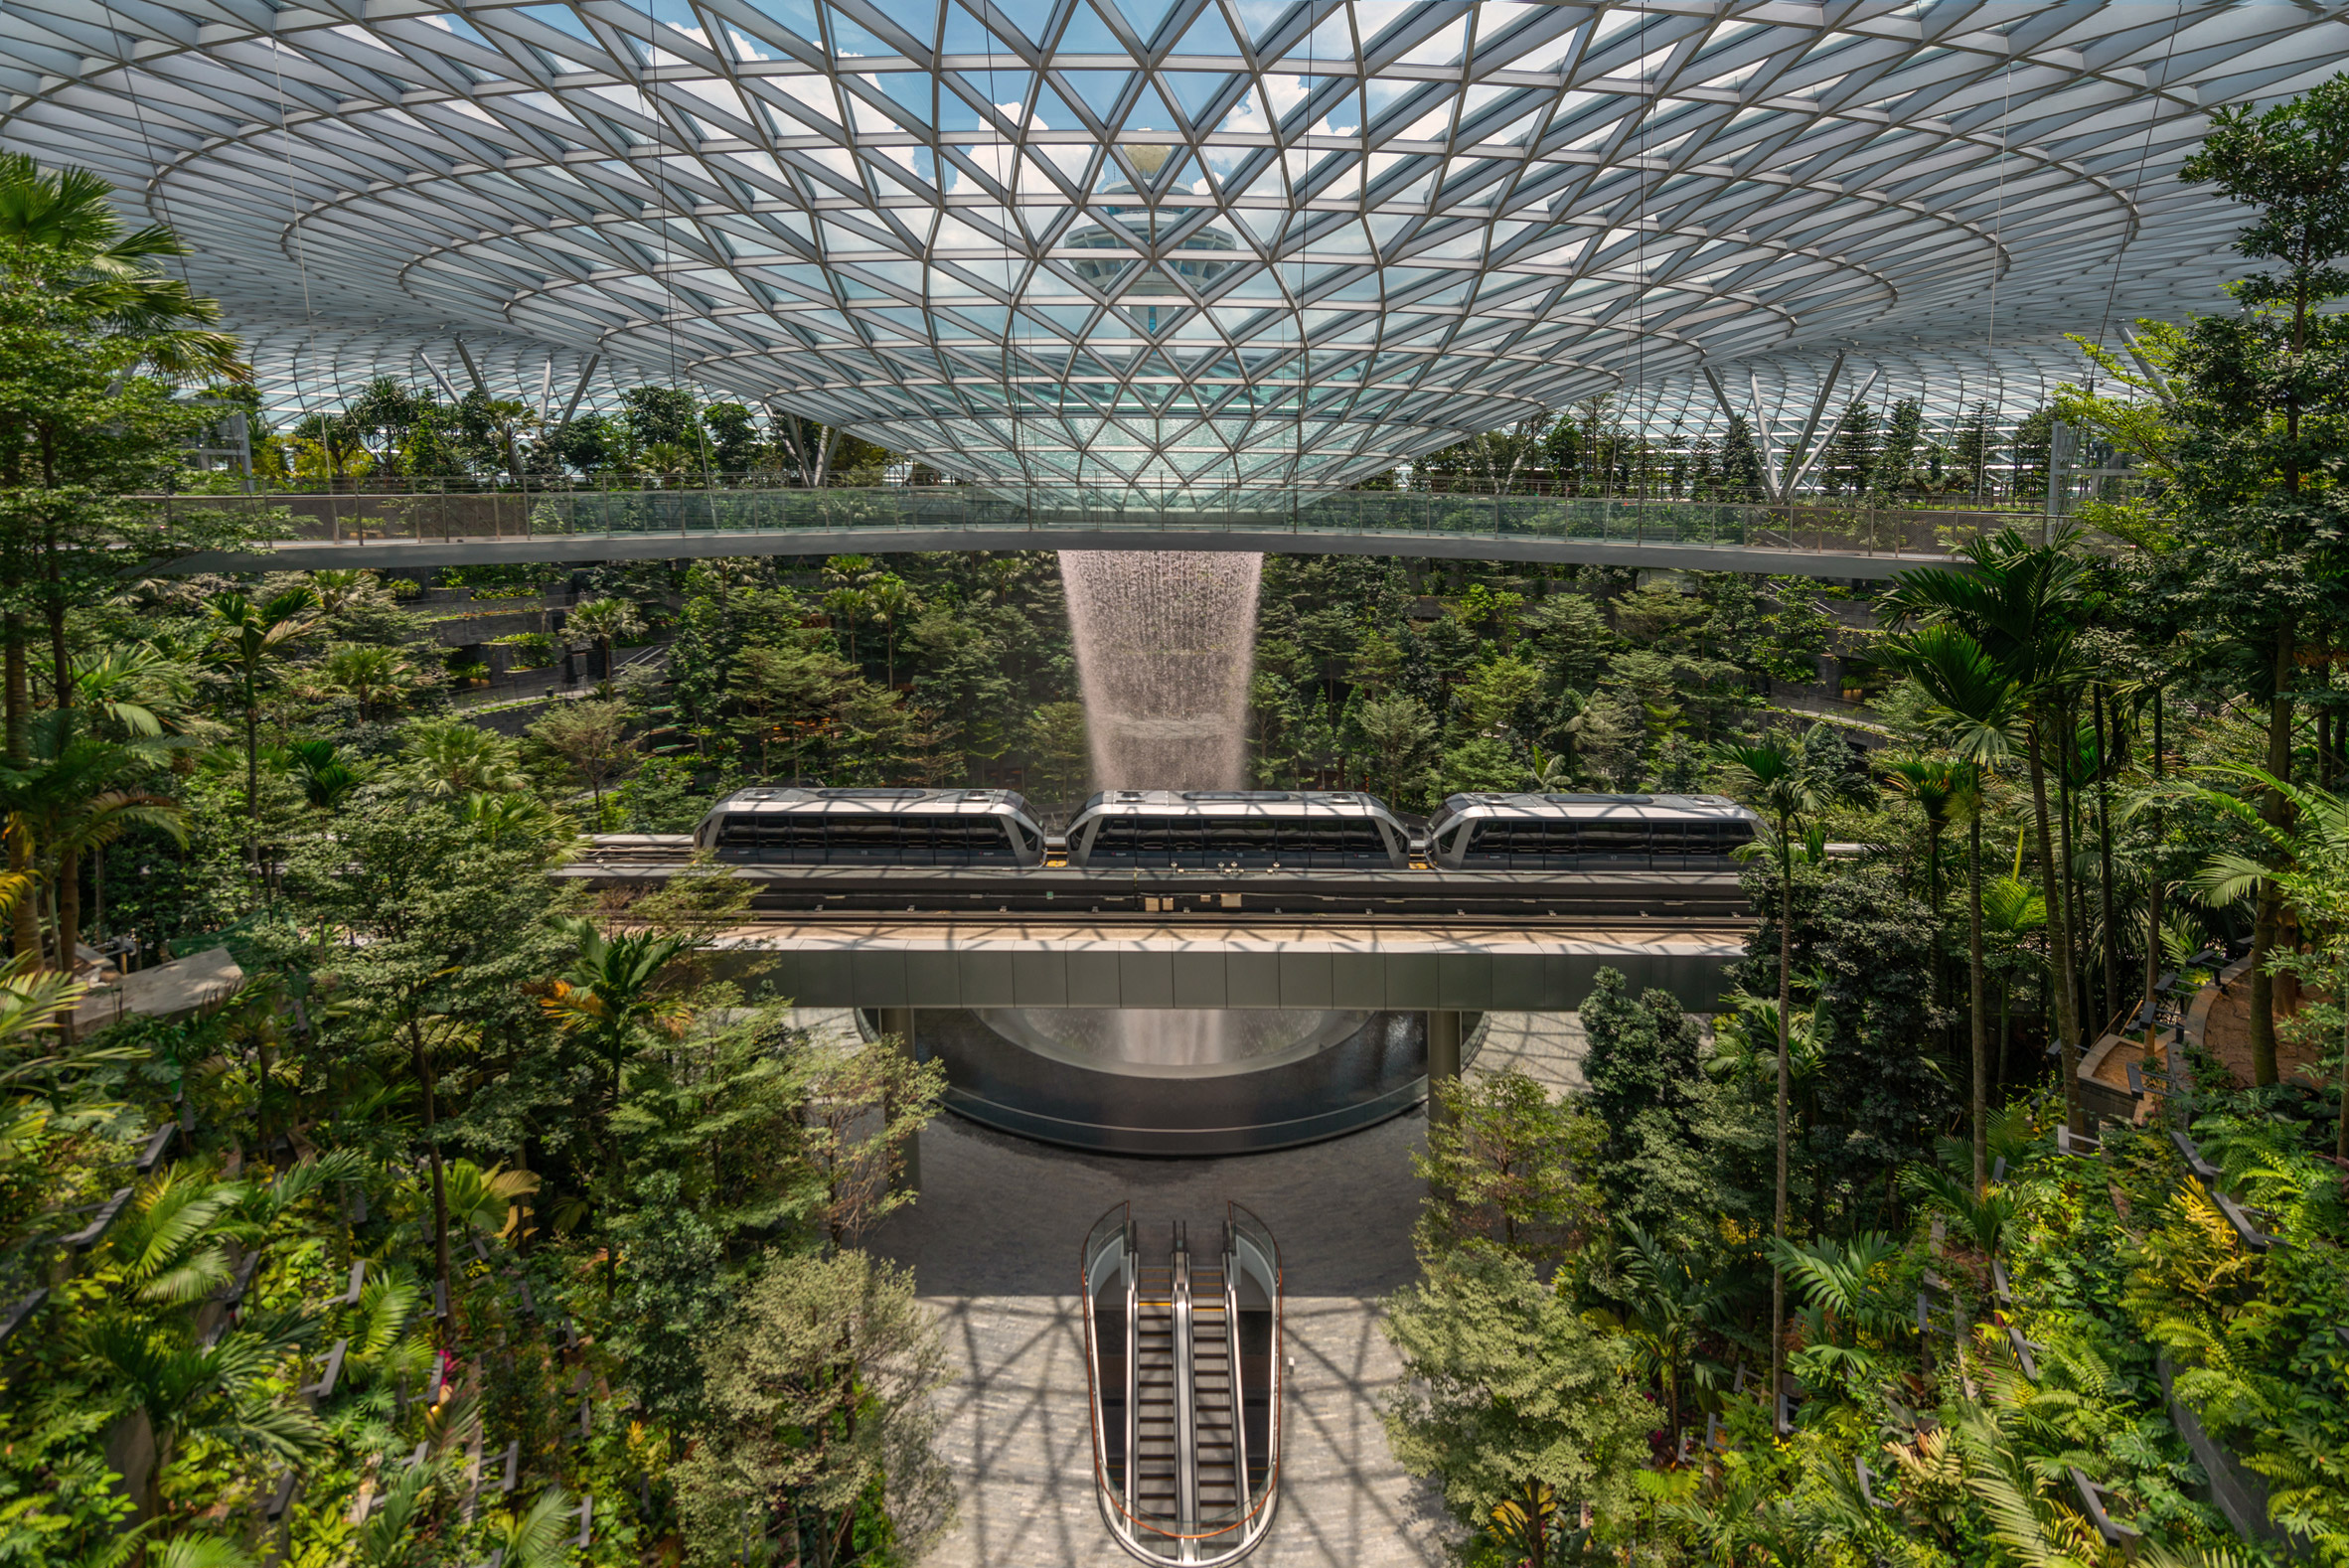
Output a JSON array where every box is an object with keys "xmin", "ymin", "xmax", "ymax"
[
  {"xmin": 714, "ymin": 922, "xmax": 1746, "ymax": 1013},
  {"xmin": 175, "ymin": 529, "xmax": 1942, "ymax": 580}
]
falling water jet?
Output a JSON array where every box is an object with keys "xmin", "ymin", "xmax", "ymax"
[{"xmin": 1057, "ymin": 549, "xmax": 1263, "ymax": 791}]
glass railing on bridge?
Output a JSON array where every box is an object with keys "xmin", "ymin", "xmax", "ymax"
[{"xmin": 152, "ymin": 480, "xmax": 2037, "ymax": 562}]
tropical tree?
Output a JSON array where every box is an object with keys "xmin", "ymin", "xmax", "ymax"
[
  {"xmin": 1382, "ymin": 1243, "xmax": 1653, "ymax": 1555},
  {"xmin": 2186, "ymin": 766, "xmax": 2349, "ymax": 1160},
  {"xmin": 1885, "ymin": 532, "xmax": 2096, "ymax": 1130},
  {"xmin": 540, "ymin": 915, "xmax": 700, "ymax": 1268},
  {"xmin": 1882, "ymin": 622, "xmax": 2031, "ymax": 1190},
  {"xmin": 1598, "ymin": 1223, "xmax": 1727, "ymax": 1447},
  {"xmin": 315, "ymin": 642, "xmax": 421, "ymax": 721},
  {"xmin": 78, "ymin": 1320, "xmax": 326, "ymax": 1522},
  {"xmin": 1714, "ymin": 733, "xmax": 1831, "ymax": 1428},
  {"xmin": 396, "ymin": 718, "xmax": 527, "ymax": 799},
  {"xmin": 674, "ymin": 1249, "xmax": 950, "ymax": 1568},
  {"xmin": 821, "ymin": 585, "xmax": 872, "ymax": 667},
  {"xmin": 569, "ymin": 597, "xmax": 643, "ymax": 687},
  {"xmin": 1, "ymin": 153, "xmax": 249, "ymax": 962},
  {"xmin": 202, "ymin": 587, "xmax": 320, "ymax": 881},
  {"xmin": 866, "ymin": 573, "xmax": 919, "ymax": 687},
  {"xmin": 526, "ymin": 698, "xmax": 637, "ymax": 821},
  {"xmin": 2, "ymin": 733, "xmax": 184, "ymax": 970}
]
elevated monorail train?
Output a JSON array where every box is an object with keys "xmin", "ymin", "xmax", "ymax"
[
  {"xmin": 1064, "ymin": 790, "xmax": 1411, "ymax": 869},
  {"xmin": 687, "ymin": 787, "xmax": 1757, "ymax": 874},
  {"xmin": 692, "ymin": 787, "xmax": 1045, "ymax": 866},
  {"xmin": 1426, "ymin": 792, "xmax": 1759, "ymax": 870}
]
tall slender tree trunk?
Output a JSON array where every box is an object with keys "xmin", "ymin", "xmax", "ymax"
[
  {"xmin": 2095, "ymin": 686, "xmax": 2120, "ymax": 1027},
  {"xmin": 2059, "ymin": 748, "xmax": 2089, "ymax": 1039},
  {"xmin": 2249, "ymin": 621, "xmax": 2294, "ymax": 1087},
  {"xmin": 1771, "ymin": 830, "xmax": 1792, "ymax": 1433},
  {"xmin": 243, "ymin": 669, "xmax": 262, "ymax": 889},
  {"xmin": 2026, "ymin": 726, "xmax": 2083, "ymax": 1132},
  {"xmin": 4, "ymin": 610, "xmax": 39, "ymax": 966},
  {"xmin": 48, "ymin": 557, "xmax": 77, "ymax": 973},
  {"xmin": 1968, "ymin": 808, "xmax": 1989, "ymax": 1193},
  {"xmin": 410, "ymin": 1019, "xmax": 452, "ymax": 1345}
]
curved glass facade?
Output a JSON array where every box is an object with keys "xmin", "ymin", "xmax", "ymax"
[{"xmin": 5, "ymin": 1, "xmax": 2345, "ymax": 485}]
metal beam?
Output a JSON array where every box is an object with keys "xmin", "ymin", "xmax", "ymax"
[
  {"xmin": 451, "ymin": 339, "xmax": 491, "ymax": 399},
  {"xmin": 1746, "ymin": 370, "xmax": 1785, "ymax": 502},
  {"xmin": 1788, "ymin": 367, "xmax": 1881, "ymax": 497},
  {"xmin": 554, "ymin": 354, "xmax": 601, "ymax": 434},
  {"xmin": 414, "ymin": 351, "xmax": 462, "ymax": 404},
  {"xmin": 1781, "ymin": 351, "xmax": 1846, "ymax": 498}
]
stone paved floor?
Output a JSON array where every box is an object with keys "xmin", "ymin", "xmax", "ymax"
[
  {"xmin": 858, "ymin": 1010, "xmax": 1594, "ymax": 1567},
  {"xmin": 1467, "ymin": 1011, "xmax": 1588, "ymax": 1096}
]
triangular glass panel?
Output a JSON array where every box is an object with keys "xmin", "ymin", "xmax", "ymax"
[
  {"xmin": 1054, "ymin": 0, "xmax": 1127, "ymax": 55},
  {"xmin": 1108, "ymin": 0, "xmax": 1181, "ymax": 49},
  {"xmin": 1161, "ymin": 70, "xmax": 1235, "ymax": 125},
  {"xmin": 939, "ymin": 0, "xmax": 998, "ymax": 54},
  {"xmin": 1057, "ymin": 70, "xmax": 1133, "ymax": 122},
  {"xmin": 823, "ymin": 4, "xmax": 890, "ymax": 57},
  {"xmin": 1172, "ymin": 3, "xmax": 1240, "ymax": 58},
  {"xmin": 1123, "ymin": 78, "xmax": 1178, "ymax": 131},
  {"xmin": 1026, "ymin": 80, "xmax": 1081, "ymax": 131},
  {"xmin": 875, "ymin": 72, "xmax": 934, "ymax": 126}
]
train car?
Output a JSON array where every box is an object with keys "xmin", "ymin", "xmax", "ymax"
[
  {"xmin": 1426, "ymin": 792, "xmax": 1759, "ymax": 871},
  {"xmin": 692, "ymin": 787, "xmax": 1046, "ymax": 867},
  {"xmin": 1065, "ymin": 790, "xmax": 1410, "ymax": 869}
]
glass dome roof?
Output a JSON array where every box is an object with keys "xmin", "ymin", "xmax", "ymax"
[{"xmin": 5, "ymin": 0, "xmax": 2345, "ymax": 487}]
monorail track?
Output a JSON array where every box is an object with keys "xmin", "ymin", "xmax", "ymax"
[{"xmin": 560, "ymin": 837, "xmax": 1758, "ymax": 927}]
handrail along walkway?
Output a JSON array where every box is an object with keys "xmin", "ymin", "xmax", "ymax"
[{"xmin": 147, "ymin": 487, "xmax": 2039, "ymax": 578}]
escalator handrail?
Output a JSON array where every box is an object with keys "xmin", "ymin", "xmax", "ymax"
[
  {"xmin": 1078, "ymin": 1201, "xmax": 1131, "ymax": 1553},
  {"xmin": 1081, "ymin": 1202, "xmax": 1283, "ymax": 1564}
]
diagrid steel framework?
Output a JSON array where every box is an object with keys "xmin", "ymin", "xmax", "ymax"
[{"xmin": 5, "ymin": 2, "xmax": 2348, "ymax": 488}]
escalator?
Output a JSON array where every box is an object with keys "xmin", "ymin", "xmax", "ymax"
[{"xmin": 1082, "ymin": 1205, "xmax": 1283, "ymax": 1565}]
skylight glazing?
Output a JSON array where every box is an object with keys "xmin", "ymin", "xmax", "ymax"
[{"xmin": 5, "ymin": 1, "xmax": 2345, "ymax": 488}]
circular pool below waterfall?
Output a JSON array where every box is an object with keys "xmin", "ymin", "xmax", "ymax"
[{"xmin": 871, "ymin": 1008, "xmax": 1436, "ymax": 1156}]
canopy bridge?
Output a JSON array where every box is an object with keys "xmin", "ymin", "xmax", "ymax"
[{"xmin": 152, "ymin": 488, "xmax": 2024, "ymax": 578}]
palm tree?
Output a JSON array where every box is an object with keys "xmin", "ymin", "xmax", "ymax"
[
  {"xmin": 1607, "ymin": 1224, "xmax": 1727, "ymax": 1447},
  {"xmin": 567, "ymin": 597, "xmax": 642, "ymax": 689},
  {"xmin": 78, "ymin": 1321, "xmax": 326, "ymax": 1522},
  {"xmin": 316, "ymin": 642, "xmax": 418, "ymax": 721},
  {"xmin": 396, "ymin": 718, "xmax": 527, "ymax": 798},
  {"xmin": 866, "ymin": 573, "xmax": 919, "ymax": 687},
  {"xmin": 539, "ymin": 916, "xmax": 700, "ymax": 1285},
  {"xmin": 2186, "ymin": 765, "xmax": 2349, "ymax": 1162},
  {"xmin": 1884, "ymin": 530, "xmax": 2096, "ymax": 1130},
  {"xmin": 1713, "ymin": 734, "xmax": 1829, "ymax": 1431},
  {"xmin": 3, "ymin": 735, "xmax": 185, "ymax": 972},
  {"xmin": 0, "ymin": 153, "xmax": 242, "ymax": 381},
  {"xmin": 822, "ymin": 585, "xmax": 872, "ymax": 667},
  {"xmin": 274, "ymin": 738, "xmax": 373, "ymax": 810},
  {"xmin": 305, "ymin": 567, "xmax": 379, "ymax": 614},
  {"xmin": 1881, "ymin": 622, "xmax": 2030, "ymax": 1192},
  {"xmin": 202, "ymin": 588, "xmax": 319, "ymax": 882},
  {"xmin": 0, "ymin": 155, "xmax": 242, "ymax": 967},
  {"xmin": 1982, "ymin": 872, "xmax": 2049, "ymax": 1098}
]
